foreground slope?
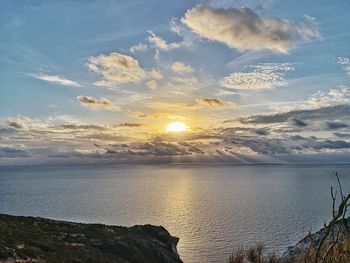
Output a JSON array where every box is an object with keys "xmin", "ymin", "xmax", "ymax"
[{"xmin": 0, "ymin": 214, "xmax": 182, "ymax": 263}]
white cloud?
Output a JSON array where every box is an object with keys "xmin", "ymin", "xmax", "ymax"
[
  {"xmin": 306, "ymin": 87, "xmax": 350, "ymax": 108},
  {"xmin": 338, "ymin": 57, "xmax": 350, "ymax": 65},
  {"xmin": 86, "ymin": 52, "xmax": 165, "ymax": 88},
  {"xmin": 270, "ymin": 87, "xmax": 350, "ymax": 113},
  {"xmin": 149, "ymin": 69, "xmax": 163, "ymax": 80},
  {"xmin": 303, "ymin": 15, "xmax": 318, "ymax": 24},
  {"xmin": 338, "ymin": 57, "xmax": 350, "ymax": 75},
  {"xmin": 147, "ymin": 31, "xmax": 181, "ymax": 51},
  {"xmin": 129, "ymin": 43, "xmax": 148, "ymax": 53},
  {"xmin": 31, "ymin": 73, "xmax": 80, "ymax": 87},
  {"xmin": 220, "ymin": 63, "xmax": 294, "ymax": 89},
  {"xmin": 146, "ymin": 101, "xmax": 202, "ymax": 111},
  {"xmin": 146, "ymin": 98, "xmax": 235, "ymax": 112},
  {"xmin": 146, "ymin": 80, "xmax": 157, "ymax": 90},
  {"xmin": 86, "ymin": 52, "xmax": 147, "ymax": 87},
  {"xmin": 77, "ymin": 96, "xmax": 119, "ymax": 111},
  {"xmin": 182, "ymin": 5, "xmax": 319, "ymax": 53},
  {"xmin": 170, "ymin": 17, "xmax": 199, "ymax": 48},
  {"xmin": 171, "ymin": 76, "xmax": 198, "ymax": 86},
  {"xmin": 171, "ymin": 62, "xmax": 194, "ymax": 73}
]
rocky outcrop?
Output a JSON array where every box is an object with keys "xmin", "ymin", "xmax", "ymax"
[
  {"xmin": 0, "ymin": 213, "xmax": 183, "ymax": 263},
  {"xmin": 283, "ymin": 218, "xmax": 350, "ymax": 260}
]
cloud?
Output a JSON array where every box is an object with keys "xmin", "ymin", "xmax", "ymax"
[
  {"xmin": 333, "ymin": 132, "xmax": 350, "ymax": 138},
  {"xmin": 0, "ymin": 147, "xmax": 29, "ymax": 158},
  {"xmin": 255, "ymin": 129, "xmax": 269, "ymax": 135},
  {"xmin": 241, "ymin": 104, "xmax": 350, "ymax": 125},
  {"xmin": 338, "ymin": 57, "xmax": 350, "ymax": 75},
  {"xmin": 77, "ymin": 96, "xmax": 119, "ymax": 111},
  {"xmin": 1, "ymin": 113, "xmax": 350, "ymax": 164},
  {"xmin": 307, "ymin": 140, "xmax": 350, "ymax": 150},
  {"xmin": 196, "ymin": 98, "xmax": 224, "ymax": 106},
  {"xmin": 303, "ymin": 15, "xmax": 318, "ymax": 25},
  {"xmin": 182, "ymin": 5, "xmax": 318, "ymax": 53},
  {"xmin": 5, "ymin": 116, "xmax": 43, "ymax": 130},
  {"xmin": 55, "ymin": 124, "xmax": 107, "ymax": 131},
  {"xmin": 271, "ymin": 87, "xmax": 350, "ymax": 113},
  {"xmin": 147, "ymin": 31, "xmax": 181, "ymax": 51},
  {"xmin": 170, "ymin": 17, "xmax": 199, "ymax": 48},
  {"xmin": 149, "ymin": 69, "xmax": 163, "ymax": 80},
  {"xmin": 6, "ymin": 120, "xmax": 25, "ymax": 129},
  {"xmin": 128, "ymin": 111, "xmax": 187, "ymax": 121},
  {"xmin": 338, "ymin": 57, "xmax": 350, "ymax": 65},
  {"xmin": 146, "ymin": 80, "xmax": 157, "ymax": 90},
  {"xmin": 146, "ymin": 101, "xmax": 203, "ymax": 111},
  {"xmin": 144, "ymin": 69, "xmax": 163, "ymax": 90},
  {"xmin": 170, "ymin": 76, "xmax": 198, "ymax": 86},
  {"xmin": 220, "ymin": 63, "xmax": 294, "ymax": 89},
  {"xmin": 86, "ymin": 52, "xmax": 147, "ymax": 86},
  {"xmin": 171, "ymin": 62, "xmax": 194, "ymax": 73},
  {"xmin": 30, "ymin": 73, "xmax": 80, "ymax": 87},
  {"xmin": 129, "ymin": 43, "xmax": 147, "ymax": 53},
  {"xmin": 288, "ymin": 117, "xmax": 308, "ymax": 127},
  {"xmin": 86, "ymin": 52, "xmax": 164, "ymax": 88},
  {"xmin": 323, "ymin": 121, "xmax": 348, "ymax": 130},
  {"xmin": 235, "ymin": 87, "xmax": 350, "ymax": 134},
  {"xmin": 306, "ymin": 87, "xmax": 350, "ymax": 108},
  {"xmin": 118, "ymin": 123, "xmax": 143, "ymax": 127},
  {"xmin": 147, "ymin": 98, "xmax": 234, "ymax": 111}
]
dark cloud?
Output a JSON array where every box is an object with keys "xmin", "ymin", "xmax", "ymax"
[
  {"xmin": 333, "ymin": 132, "xmax": 350, "ymax": 138},
  {"xmin": 197, "ymin": 98, "xmax": 224, "ymax": 106},
  {"xmin": 7, "ymin": 121, "xmax": 25, "ymax": 129},
  {"xmin": 288, "ymin": 117, "xmax": 308, "ymax": 127},
  {"xmin": 255, "ymin": 129, "xmax": 270, "ymax": 135},
  {"xmin": 0, "ymin": 127, "xmax": 16, "ymax": 135},
  {"xmin": 232, "ymin": 137, "xmax": 290, "ymax": 154},
  {"xmin": 137, "ymin": 141, "xmax": 191, "ymax": 156},
  {"xmin": 118, "ymin": 123, "xmax": 143, "ymax": 127},
  {"xmin": 241, "ymin": 105, "xmax": 350, "ymax": 124},
  {"xmin": 306, "ymin": 140, "xmax": 350, "ymax": 150},
  {"xmin": 0, "ymin": 147, "xmax": 29, "ymax": 158},
  {"xmin": 289, "ymin": 135, "xmax": 305, "ymax": 141},
  {"xmin": 77, "ymin": 96, "xmax": 119, "ymax": 111},
  {"xmin": 324, "ymin": 121, "xmax": 348, "ymax": 130}
]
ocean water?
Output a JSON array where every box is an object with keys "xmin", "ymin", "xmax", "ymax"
[{"xmin": 1, "ymin": 164, "xmax": 350, "ymax": 262}]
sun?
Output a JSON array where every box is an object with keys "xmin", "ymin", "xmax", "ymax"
[{"xmin": 166, "ymin": 122, "xmax": 188, "ymax": 133}]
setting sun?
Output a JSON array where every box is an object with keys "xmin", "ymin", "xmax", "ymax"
[{"xmin": 166, "ymin": 122, "xmax": 188, "ymax": 133}]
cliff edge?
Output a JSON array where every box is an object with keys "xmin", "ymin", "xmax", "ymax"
[{"xmin": 0, "ymin": 213, "xmax": 183, "ymax": 263}]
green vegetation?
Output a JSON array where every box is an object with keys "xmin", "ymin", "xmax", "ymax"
[{"xmin": 0, "ymin": 214, "xmax": 182, "ymax": 263}]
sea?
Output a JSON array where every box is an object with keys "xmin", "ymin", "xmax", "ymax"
[{"xmin": 1, "ymin": 164, "xmax": 350, "ymax": 262}]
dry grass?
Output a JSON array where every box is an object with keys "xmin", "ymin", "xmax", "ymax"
[
  {"xmin": 228, "ymin": 172, "xmax": 350, "ymax": 263},
  {"xmin": 229, "ymin": 244, "xmax": 280, "ymax": 263},
  {"xmin": 228, "ymin": 239, "xmax": 350, "ymax": 263}
]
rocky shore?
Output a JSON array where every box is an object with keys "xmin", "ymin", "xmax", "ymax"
[{"xmin": 0, "ymin": 214, "xmax": 183, "ymax": 263}]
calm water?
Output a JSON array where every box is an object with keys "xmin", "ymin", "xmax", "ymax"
[{"xmin": 1, "ymin": 164, "xmax": 350, "ymax": 262}]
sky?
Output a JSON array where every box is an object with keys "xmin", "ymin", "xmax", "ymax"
[{"xmin": 1, "ymin": 0, "xmax": 350, "ymax": 165}]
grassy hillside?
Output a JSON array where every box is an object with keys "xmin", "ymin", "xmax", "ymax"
[{"xmin": 0, "ymin": 214, "xmax": 182, "ymax": 263}]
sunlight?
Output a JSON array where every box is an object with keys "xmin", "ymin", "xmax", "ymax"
[{"xmin": 166, "ymin": 122, "xmax": 188, "ymax": 133}]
